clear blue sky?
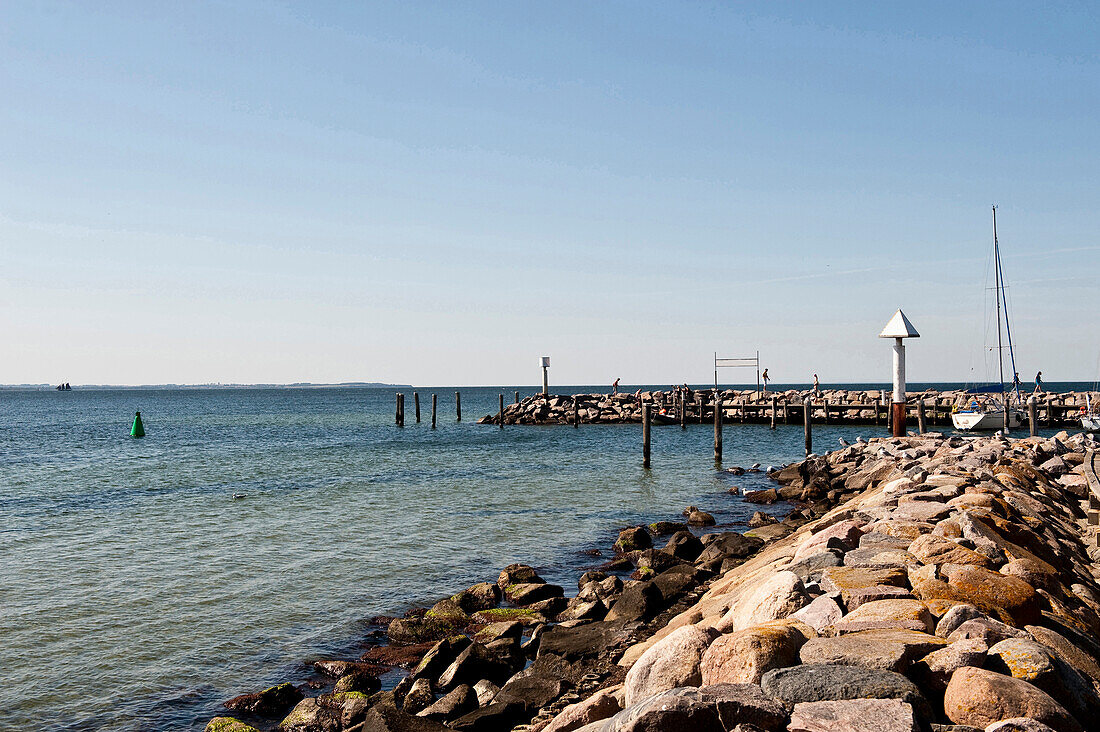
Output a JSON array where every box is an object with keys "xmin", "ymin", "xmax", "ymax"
[{"xmin": 3, "ymin": 2, "xmax": 1098, "ymax": 386}]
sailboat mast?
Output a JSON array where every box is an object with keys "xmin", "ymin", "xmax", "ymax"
[{"xmin": 992, "ymin": 205, "xmax": 1009, "ymax": 428}]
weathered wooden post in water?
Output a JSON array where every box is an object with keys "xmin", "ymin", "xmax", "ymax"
[
  {"xmin": 396, "ymin": 393, "xmax": 405, "ymax": 427},
  {"xmin": 414, "ymin": 392, "xmax": 421, "ymax": 423},
  {"xmin": 804, "ymin": 396, "xmax": 812, "ymax": 456},
  {"xmin": 770, "ymin": 395, "xmax": 777, "ymax": 430},
  {"xmin": 679, "ymin": 393, "xmax": 686, "ymax": 429},
  {"xmin": 714, "ymin": 395, "xmax": 723, "ymax": 461},
  {"xmin": 540, "ymin": 356, "xmax": 550, "ymax": 396},
  {"xmin": 431, "ymin": 394, "xmax": 437, "ymax": 429},
  {"xmin": 1029, "ymin": 396, "xmax": 1038, "ymax": 437},
  {"xmin": 642, "ymin": 403, "xmax": 652, "ymax": 468},
  {"xmin": 573, "ymin": 398, "xmax": 580, "ymax": 428},
  {"xmin": 455, "ymin": 391, "xmax": 462, "ymax": 422},
  {"xmin": 498, "ymin": 394, "xmax": 504, "ymax": 429},
  {"xmin": 515, "ymin": 391, "xmax": 520, "ymax": 404},
  {"xmin": 879, "ymin": 309, "xmax": 920, "ymax": 437},
  {"xmin": 917, "ymin": 399, "xmax": 926, "ymax": 434}
]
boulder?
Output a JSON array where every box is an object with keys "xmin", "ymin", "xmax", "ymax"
[
  {"xmin": 438, "ymin": 643, "xmax": 513, "ymax": 690},
  {"xmin": 652, "ymin": 564, "xmax": 704, "ymax": 605},
  {"xmin": 843, "ymin": 585, "xmax": 915, "ymax": 611},
  {"xmin": 688, "ymin": 510, "xmax": 716, "ymax": 526},
  {"xmin": 947, "ymin": 618, "xmax": 1027, "ymax": 646},
  {"xmin": 205, "ymin": 719, "xmax": 262, "ymax": 732},
  {"xmin": 936, "ymin": 605, "xmax": 985, "ymax": 637},
  {"xmin": 908, "ymin": 534, "xmax": 993, "ymax": 567},
  {"xmin": 542, "ymin": 687, "xmax": 622, "ymax": 732},
  {"xmin": 788, "ymin": 698, "xmax": 919, "ymax": 732},
  {"xmin": 649, "ymin": 521, "xmax": 689, "ymax": 536},
  {"xmin": 786, "ymin": 550, "xmax": 845, "ymax": 583},
  {"xmin": 819, "ymin": 566, "xmax": 908, "ymax": 605},
  {"xmin": 278, "ymin": 697, "xmax": 340, "ymax": 732},
  {"xmin": 716, "ymin": 571, "xmax": 809, "ymax": 632},
  {"xmin": 938, "ymin": 564, "xmax": 1041, "ymax": 625},
  {"xmin": 791, "ymin": 595, "xmax": 844, "ymax": 633},
  {"xmin": 911, "ymin": 638, "xmax": 988, "ymax": 691},
  {"xmin": 538, "ymin": 621, "xmax": 630, "ymax": 663},
  {"xmin": 793, "ymin": 520, "xmax": 866, "ymax": 560},
  {"xmin": 623, "ymin": 625, "xmax": 718, "ymax": 706},
  {"xmin": 504, "ymin": 582, "xmax": 564, "ymax": 605},
  {"xmin": 606, "ymin": 582, "xmax": 663, "ymax": 623},
  {"xmin": 985, "ymin": 720, "xmax": 1059, "ymax": 732},
  {"xmin": 360, "ymin": 698, "xmax": 452, "ymax": 732},
  {"xmin": 417, "ymin": 685, "xmax": 478, "ymax": 722},
  {"xmin": 603, "ymin": 685, "xmax": 787, "ymax": 732},
  {"xmin": 761, "ymin": 664, "xmax": 930, "ymax": 719},
  {"xmin": 799, "ymin": 629, "xmax": 947, "ymax": 672},
  {"xmin": 495, "ymin": 673, "xmax": 570, "ymax": 712},
  {"xmin": 665, "ymin": 531, "xmax": 705, "ymax": 562},
  {"xmin": 842, "ymin": 547, "xmax": 918, "ymax": 569},
  {"xmin": 831, "ymin": 599, "xmax": 935, "ymax": 634},
  {"xmin": 453, "ymin": 583, "xmax": 502, "ymax": 612},
  {"xmin": 413, "ymin": 636, "xmax": 472, "ymax": 682},
  {"xmin": 614, "ymin": 527, "xmax": 652, "ymax": 553},
  {"xmin": 224, "ymin": 682, "xmax": 303, "ymax": 716},
  {"xmin": 403, "ymin": 678, "xmax": 436, "ymax": 714},
  {"xmin": 497, "ymin": 564, "xmax": 544, "ymax": 589},
  {"xmin": 942, "ymin": 667, "xmax": 1081, "ymax": 732},
  {"xmin": 700, "ymin": 620, "xmax": 813, "ymax": 685},
  {"xmin": 449, "ymin": 700, "xmax": 528, "ymax": 732}
]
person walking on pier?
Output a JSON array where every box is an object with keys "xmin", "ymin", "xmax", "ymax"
[
  {"xmin": 761, "ymin": 368, "xmax": 770, "ymax": 393},
  {"xmin": 1034, "ymin": 371, "xmax": 1044, "ymax": 393},
  {"xmin": 612, "ymin": 377, "xmax": 620, "ymax": 395},
  {"xmin": 813, "ymin": 373, "xmax": 820, "ymax": 396}
]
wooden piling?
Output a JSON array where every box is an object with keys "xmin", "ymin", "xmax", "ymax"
[
  {"xmin": 1045, "ymin": 395, "xmax": 1053, "ymax": 426},
  {"xmin": 573, "ymin": 397, "xmax": 580, "ymax": 428},
  {"xmin": 431, "ymin": 393, "xmax": 437, "ymax": 429},
  {"xmin": 642, "ymin": 403, "xmax": 651, "ymax": 468},
  {"xmin": 498, "ymin": 394, "xmax": 504, "ymax": 429},
  {"xmin": 679, "ymin": 392, "xmax": 686, "ymax": 430},
  {"xmin": 714, "ymin": 395, "xmax": 723, "ymax": 462},
  {"xmin": 770, "ymin": 396, "xmax": 777, "ymax": 430},
  {"xmin": 455, "ymin": 391, "xmax": 462, "ymax": 422},
  {"xmin": 396, "ymin": 393, "xmax": 405, "ymax": 427},
  {"xmin": 783, "ymin": 400, "xmax": 790, "ymax": 425},
  {"xmin": 804, "ymin": 396, "xmax": 812, "ymax": 456},
  {"xmin": 414, "ymin": 392, "xmax": 421, "ymax": 423},
  {"xmin": 823, "ymin": 399, "xmax": 829, "ymax": 425},
  {"xmin": 917, "ymin": 400, "xmax": 926, "ymax": 434},
  {"xmin": 1029, "ymin": 396, "xmax": 1038, "ymax": 437},
  {"xmin": 515, "ymin": 391, "xmax": 520, "ymax": 404}
]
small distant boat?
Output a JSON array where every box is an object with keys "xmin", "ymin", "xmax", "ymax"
[
  {"xmin": 651, "ymin": 410, "xmax": 678, "ymax": 425},
  {"xmin": 952, "ymin": 206, "xmax": 1026, "ymax": 432},
  {"xmin": 55, "ymin": 382, "xmax": 72, "ymax": 391}
]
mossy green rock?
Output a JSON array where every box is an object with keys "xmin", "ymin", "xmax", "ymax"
[{"xmin": 205, "ymin": 718, "xmax": 262, "ymax": 732}]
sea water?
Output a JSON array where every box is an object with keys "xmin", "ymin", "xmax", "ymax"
[{"xmin": 0, "ymin": 385, "xmax": 1079, "ymax": 730}]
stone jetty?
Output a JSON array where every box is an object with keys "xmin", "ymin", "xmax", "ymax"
[
  {"xmin": 205, "ymin": 431, "xmax": 1100, "ymax": 732},
  {"xmin": 478, "ymin": 389, "xmax": 1099, "ymax": 428}
]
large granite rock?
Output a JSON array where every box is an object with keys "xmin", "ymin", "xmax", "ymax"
[
  {"xmin": 788, "ymin": 698, "xmax": 919, "ymax": 732},
  {"xmin": 942, "ymin": 667, "xmax": 1081, "ymax": 732},
  {"xmin": 700, "ymin": 620, "xmax": 813, "ymax": 685},
  {"xmin": 798, "ymin": 629, "xmax": 947, "ymax": 672},
  {"xmin": 761, "ymin": 664, "xmax": 930, "ymax": 719},
  {"xmin": 623, "ymin": 625, "xmax": 718, "ymax": 706}
]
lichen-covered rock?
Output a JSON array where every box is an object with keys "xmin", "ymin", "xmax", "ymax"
[
  {"xmin": 938, "ymin": 564, "xmax": 1041, "ymax": 625},
  {"xmin": 700, "ymin": 619, "xmax": 813, "ymax": 685},
  {"xmin": 277, "ymin": 697, "xmax": 340, "ymax": 732},
  {"xmin": 942, "ymin": 667, "xmax": 1082, "ymax": 732},
  {"xmin": 224, "ymin": 682, "xmax": 303, "ymax": 716},
  {"xmin": 497, "ymin": 563, "xmax": 544, "ymax": 589},
  {"xmin": 911, "ymin": 638, "xmax": 988, "ymax": 691},
  {"xmin": 908, "ymin": 534, "xmax": 993, "ymax": 567},
  {"xmin": 623, "ymin": 624, "xmax": 718, "ymax": 706},
  {"xmin": 614, "ymin": 527, "xmax": 652, "ymax": 554},
  {"xmin": 402, "ymin": 678, "xmax": 435, "ymax": 714}
]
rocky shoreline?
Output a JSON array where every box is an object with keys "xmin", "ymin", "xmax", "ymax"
[
  {"xmin": 477, "ymin": 390, "xmax": 1099, "ymax": 428},
  {"xmin": 206, "ymin": 430, "xmax": 1100, "ymax": 732}
]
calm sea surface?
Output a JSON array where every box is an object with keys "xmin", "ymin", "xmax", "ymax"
[{"xmin": 1, "ymin": 384, "xmax": 1084, "ymax": 730}]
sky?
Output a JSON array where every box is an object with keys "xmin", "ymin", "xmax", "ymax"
[{"xmin": 2, "ymin": 1, "xmax": 1098, "ymax": 387}]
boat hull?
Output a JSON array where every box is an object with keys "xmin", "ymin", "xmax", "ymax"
[{"xmin": 952, "ymin": 409, "xmax": 1026, "ymax": 432}]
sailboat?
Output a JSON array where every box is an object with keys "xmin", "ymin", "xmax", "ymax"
[{"xmin": 952, "ymin": 206, "xmax": 1026, "ymax": 432}]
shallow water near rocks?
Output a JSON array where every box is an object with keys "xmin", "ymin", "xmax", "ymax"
[{"xmin": 0, "ymin": 385, "xmax": 1070, "ymax": 730}]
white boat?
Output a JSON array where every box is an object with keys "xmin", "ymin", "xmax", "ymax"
[
  {"xmin": 1083, "ymin": 395, "xmax": 1100, "ymax": 432},
  {"xmin": 952, "ymin": 206, "xmax": 1026, "ymax": 432}
]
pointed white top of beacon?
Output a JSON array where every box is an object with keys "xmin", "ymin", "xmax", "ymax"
[{"xmin": 879, "ymin": 309, "xmax": 920, "ymax": 338}]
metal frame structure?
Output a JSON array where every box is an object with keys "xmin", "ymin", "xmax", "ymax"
[{"xmin": 714, "ymin": 351, "xmax": 760, "ymax": 392}]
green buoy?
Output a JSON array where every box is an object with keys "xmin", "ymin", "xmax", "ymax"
[{"xmin": 131, "ymin": 411, "xmax": 145, "ymax": 438}]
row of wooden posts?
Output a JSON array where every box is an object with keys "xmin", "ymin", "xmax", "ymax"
[{"xmin": 395, "ymin": 392, "xmax": 1050, "ymax": 468}]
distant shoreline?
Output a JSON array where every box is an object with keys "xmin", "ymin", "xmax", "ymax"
[{"xmin": 0, "ymin": 382, "xmax": 412, "ymax": 391}]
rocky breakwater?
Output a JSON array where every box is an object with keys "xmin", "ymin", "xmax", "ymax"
[
  {"xmin": 534, "ymin": 431, "xmax": 1100, "ymax": 732},
  {"xmin": 203, "ymin": 506, "xmax": 797, "ymax": 732},
  {"xmin": 479, "ymin": 390, "xmax": 1100, "ymax": 427}
]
